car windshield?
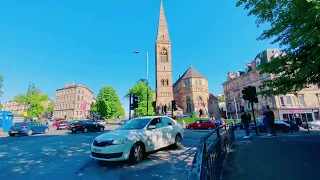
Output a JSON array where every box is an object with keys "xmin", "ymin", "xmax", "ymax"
[
  {"xmin": 15, "ymin": 123, "xmax": 28, "ymax": 127},
  {"xmin": 118, "ymin": 118, "xmax": 152, "ymax": 130}
]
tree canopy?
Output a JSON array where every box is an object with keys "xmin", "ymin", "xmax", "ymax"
[
  {"xmin": 13, "ymin": 88, "xmax": 49, "ymax": 118},
  {"xmin": 218, "ymin": 96, "xmax": 225, "ymax": 103},
  {"xmin": 125, "ymin": 79, "xmax": 155, "ymax": 116},
  {"xmin": 0, "ymin": 74, "xmax": 3, "ymax": 97},
  {"xmin": 94, "ymin": 86, "xmax": 125, "ymax": 119},
  {"xmin": 236, "ymin": 0, "xmax": 320, "ymax": 96}
]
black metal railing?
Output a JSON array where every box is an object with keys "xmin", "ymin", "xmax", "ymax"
[{"xmin": 187, "ymin": 124, "xmax": 236, "ymax": 180}]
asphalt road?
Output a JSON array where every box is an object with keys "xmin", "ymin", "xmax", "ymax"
[{"xmin": 0, "ymin": 125, "xmax": 210, "ymax": 180}]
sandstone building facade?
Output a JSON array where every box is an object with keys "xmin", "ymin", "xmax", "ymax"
[
  {"xmin": 154, "ymin": 1, "xmax": 220, "ymax": 118},
  {"xmin": 53, "ymin": 82, "xmax": 96, "ymax": 120},
  {"xmin": 223, "ymin": 48, "xmax": 320, "ymax": 122}
]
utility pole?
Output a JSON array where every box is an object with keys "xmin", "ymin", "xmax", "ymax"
[{"xmin": 133, "ymin": 51, "xmax": 149, "ymax": 116}]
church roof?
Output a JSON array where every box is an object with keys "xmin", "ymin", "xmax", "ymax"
[
  {"xmin": 173, "ymin": 66, "xmax": 206, "ymax": 87},
  {"xmin": 156, "ymin": 0, "xmax": 170, "ymax": 43}
]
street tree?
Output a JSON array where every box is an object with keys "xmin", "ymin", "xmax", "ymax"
[
  {"xmin": 45, "ymin": 101, "xmax": 54, "ymax": 118},
  {"xmin": 13, "ymin": 88, "xmax": 49, "ymax": 118},
  {"xmin": 125, "ymin": 79, "xmax": 155, "ymax": 116},
  {"xmin": 218, "ymin": 96, "xmax": 225, "ymax": 103},
  {"xmin": 95, "ymin": 86, "xmax": 125, "ymax": 119},
  {"xmin": 236, "ymin": 0, "xmax": 320, "ymax": 96},
  {"xmin": 0, "ymin": 74, "xmax": 3, "ymax": 97}
]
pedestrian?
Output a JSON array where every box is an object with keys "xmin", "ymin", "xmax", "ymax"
[
  {"xmin": 265, "ymin": 105, "xmax": 276, "ymax": 137},
  {"xmin": 262, "ymin": 106, "xmax": 271, "ymax": 136},
  {"xmin": 240, "ymin": 108, "xmax": 250, "ymax": 138}
]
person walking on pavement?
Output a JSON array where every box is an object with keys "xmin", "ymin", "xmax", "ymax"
[
  {"xmin": 240, "ymin": 107, "xmax": 250, "ymax": 139},
  {"xmin": 262, "ymin": 106, "xmax": 271, "ymax": 136},
  {"xmin": 265, "ymin": 105, "xmax": 276, "ymax": 137}
]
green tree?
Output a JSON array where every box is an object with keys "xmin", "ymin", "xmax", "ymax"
[
  {"xmin": 0, "ymin": 103, "xmax": 2, "ymax": 110},
  {"xmin": 0, "ymin": 74, "xmax": 3, "ymax": 97},
  {"xmin": 236, "ymin": 0, "xmax": 320, "ymax": 96},
  {"xmin": 125, "ymin": 79, "xmax": 155, "ymax": 116},
  {"xmin": 218, "ymin": 96, "xmax": 225, "ymax": 103},
  {"xmin": 13, "ymin": 88, "xmax": 49, "ymax": 118},
  {"xmin": 95, "ymin": 86, "xmax": 125, "ymax": 119}
]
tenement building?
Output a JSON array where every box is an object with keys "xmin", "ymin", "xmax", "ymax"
[
  {"xmin": 53, "ymin": 82, "xmax": 96, "ymax": 120},
  {"xmin": 2, "ymin": 100, "xmax": 53, "ymax": 116},
  {"xmin": 154, "ymin": 1, "xmax": 220, "ymax": 118},
  {"xmin": 223, "ymin": 48, "xmax": 320, "ymax": 122}
]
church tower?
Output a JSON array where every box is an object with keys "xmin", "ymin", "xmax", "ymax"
[{"xmin": 155, "ymin": 0, "xmax": 173, "ymax": 112}]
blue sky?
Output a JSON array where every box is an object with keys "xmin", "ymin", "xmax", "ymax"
[{"xmin": 0, "ymin": 0, "xmax": 275, "ymax": 116}]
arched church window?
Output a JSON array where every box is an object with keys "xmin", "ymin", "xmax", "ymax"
[
  {"xmin": 160, "ymin": 48, "xmax": 168, "ymax": 62},
  {"xmin": 199, "ymin": 79, "xmax": 202, "ymax": 85},
  {"xmin": 166, "ymin": 79, "xmax": 169, "ymax": 86},
  {"xmin": 161, "ymin": 79, "xmax": 165, "ymax": 86},
  {"xmin": 186, "ymin": 97, "xmax": 192, "ymax": 113}
]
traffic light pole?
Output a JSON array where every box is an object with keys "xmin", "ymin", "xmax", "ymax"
[
  {"xmin": 171, "ymin": 101, "xmax": 173, "ymax": 118},
  {"xmin": 250, "ymin": 101, "xmax": 259, "ymax": 135}
]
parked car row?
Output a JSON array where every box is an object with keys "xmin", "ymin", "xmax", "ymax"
[{"xmin": 8, "ymin": 122, "xmax": 49, "ymax": 136}]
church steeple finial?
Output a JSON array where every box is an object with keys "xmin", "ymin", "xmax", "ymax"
[{"xmin": 156, "ymin": 0, "xmax": 170, "ymax": 42}]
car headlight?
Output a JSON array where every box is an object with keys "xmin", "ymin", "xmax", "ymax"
[{"xmin": 111, "ymin": 139, "xmax": 128, "ymax": 145}]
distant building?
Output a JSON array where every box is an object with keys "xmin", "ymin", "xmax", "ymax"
[
  {"xmin": 223, "ymin": 48, "xmax": 320, "ymax": 122},
  {"xmin": 53, "ymin": 82, "xmax": 96, "ymax": 120},
  {"xmin": 2, "ymin": 100, "xmax": 26, "ymax": 115},
  {"xmin": 2, "ymin": 99, "xmax": 53, "ymax": 116}
]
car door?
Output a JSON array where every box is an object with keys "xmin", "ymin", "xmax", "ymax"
[
  {"xmin": 30, "ymin": 122, "xmax": 39, "ymax": 133},
  {"xmin": 86, "ymin": 120, "xmax": 95, "ymax": 131},
  {"xmin": 36, "ymin": 122, "xmax": 45, "ymax": 132},
  {"xmin": 145, "ymin": 118, "xmax": 164, "ymax": 150},
  {"xmin": 160, "ymin": 117, "xmax": 176, "ymax": 145}
]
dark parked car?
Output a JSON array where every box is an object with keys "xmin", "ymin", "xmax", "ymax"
[
  {"xmin": 120, "ymin": 119, "xmax": 129, "ymax": 125},
  {"xmin": 8, "ymin": 122, "xmax": 49, "ymax": 136},
  {"xmin": 251, "ymin": 120, "xmax": 292, "ymax": 133},
  {"xmin": 283, "ymin": 120, "xmax": 300, "ymax": 132},
  {"xmin": 69, "ymin": 120, "xmax": 104, "ymax": 133}
]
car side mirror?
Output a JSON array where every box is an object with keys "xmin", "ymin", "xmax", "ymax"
[{"xmin": 148, "ymin": 125, "xmax": 156, "ymax": 130}]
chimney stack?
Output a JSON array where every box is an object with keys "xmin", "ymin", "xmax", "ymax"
[
  {"xmin": 65, "ymin": 83, "xmax": 68, "ymax": 88},
  {"xmin": 71, "ymin": 81, "xmax": 75, "ymax": 86}
]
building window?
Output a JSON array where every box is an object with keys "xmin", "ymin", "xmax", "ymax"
[
  {"xmin": 82, "ymin": 90, "xmax": 84, "ymax": 94},
  {"xmin": 238, "ymin": 92, "xmax": 240, "ymax": 98},
  {"xmin": 161, "ymin": 79, "xmax": 165, "ymax": 86},
  {"xmin": 298, "ymin": 95, "xmax": 306, "ymax": 106},
  {"xmin": 188, "ymin": 80, "xmax": 191, "ymax": 86},
  {"xmin": 166, "ymin": 79, "xmax": 169, "ymax": 86},
  {"xmin": 160, "ymin": 48, "xmax": 168, "ymax": 62},
  {"xmin": 77, "ymin": 90, "xmax": 80, "ymax": 94},
  {"xmin": 80, "ymin": 111, "xmax": 82, "ymax": 115},
  {"xmin": 195, "ymin": 80, "xmax": 198, "ymax": 85},
  {"xmin": 76, "ymin": 104, "xmax": 79, "ymax": 108},
  {"xmin": 184, "ymin": 80, "xmax": 187, "ymax": 87},
  {"xmin": 77, "ymin": 95, "xmax": 80, "ymax": 101},
  {"xmin": 280, "ymin": 97, "xmax": 285, "ymax": 106},
  {"xmin": 76, "ymin": 111, "xmax": 78, "ymax": 115},
  {"xmin": 286, "ymin": 96, "xmax": 293, "ymax": 106},
  {"xmin": 81, "ymin": 96, "xmax": 84, "ymax": 101},
  {"xmin": 186, "ymin": 97, "xmax": 192, "ymax": 113},
  {"xmin": 199, "ymin": 79, "xmax": 202, "ymax": 85}
]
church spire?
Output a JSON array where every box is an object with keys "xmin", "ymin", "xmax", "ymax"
[{"xmin": 156, "ymin": 0, "xmax": 170, "ymax": 42}]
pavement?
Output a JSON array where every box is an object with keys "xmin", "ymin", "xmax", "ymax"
[
  {"xmin": 0, "ymin": 125, "xmax": 211, "ymax": 180},
  {"xmin": 223, "ymin": 129, "xmax": 320, "ymax": 180}
]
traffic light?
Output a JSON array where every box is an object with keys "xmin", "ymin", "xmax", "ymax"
[
  {"xmin": 172, "ymin": 100, "xmax": 178, "ymax": 111},
  {"xmin": 242, "ymin": 87, "xmax": 249, "ymax": 101},
  {"xmin": 132, "ymin": 95, "xmax": 139, "ymax": 109},
  {"xmin": 242, "ymin": 86, "xmax": 258, "ymax": 103}
]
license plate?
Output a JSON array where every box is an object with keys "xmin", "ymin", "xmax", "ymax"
[
  {"xmin": 11, "ymin": 131, "xmax": 18, "ymax": 133},
  {"xmin": 71, "ymin": 126, "xmax": 75, "ymax": 128},
  {"xmin": 92, "ymin": 148, "xmax": 102, "ymax": 153}
]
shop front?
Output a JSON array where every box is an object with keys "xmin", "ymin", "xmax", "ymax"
[{"xmin": 279, "ymin": 109, "xmax": 317, "ymax": 125}]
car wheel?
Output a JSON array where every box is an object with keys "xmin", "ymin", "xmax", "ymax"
[
  {"xmin": 99, "ymin": 127, "xmax": 104, "ymax": 132},
  {"xmin": 44, "ymin": 128, "xmax": 49, "ymax": 134},
  {"xmin": 174, "ymin": 134, "xmax": 182, "ymax": 148},
  {"xmin": 208, "ymin": 127, "xmax": 213, "ymax": 130},
  {"xmin": 129, "ymin": 143, "xmax": 145, "ymax": 164},
  {"xmin": 9, "ymin": 133, "xmax": 15, "ymax": 137},
  {"xmin": 190, "ymin": 127, "xmax": 194, "ymax": 130},
  {"xmin": 83, "ymin": 128, "xmax": 88, "ymax": 133},
  {"xmin": 71, "ymin": 130, "xmax": 76, "ymax": 133},
  {"xmin": 27, "ymin": 130, "xmax": 33, "ymax": 136},
  {"xmin": 57, "ymin": 128, "xmax": 59, "ymax": 130}
]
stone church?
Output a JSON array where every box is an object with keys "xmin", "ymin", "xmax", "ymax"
[{"xmin": 154, "ymin": 1, "xmax": 220, "ymax": 118}]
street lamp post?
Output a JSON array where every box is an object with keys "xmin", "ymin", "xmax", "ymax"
[{"xmin": 134, "ymin": 51, "xmax": 149, "ymax": 116}]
